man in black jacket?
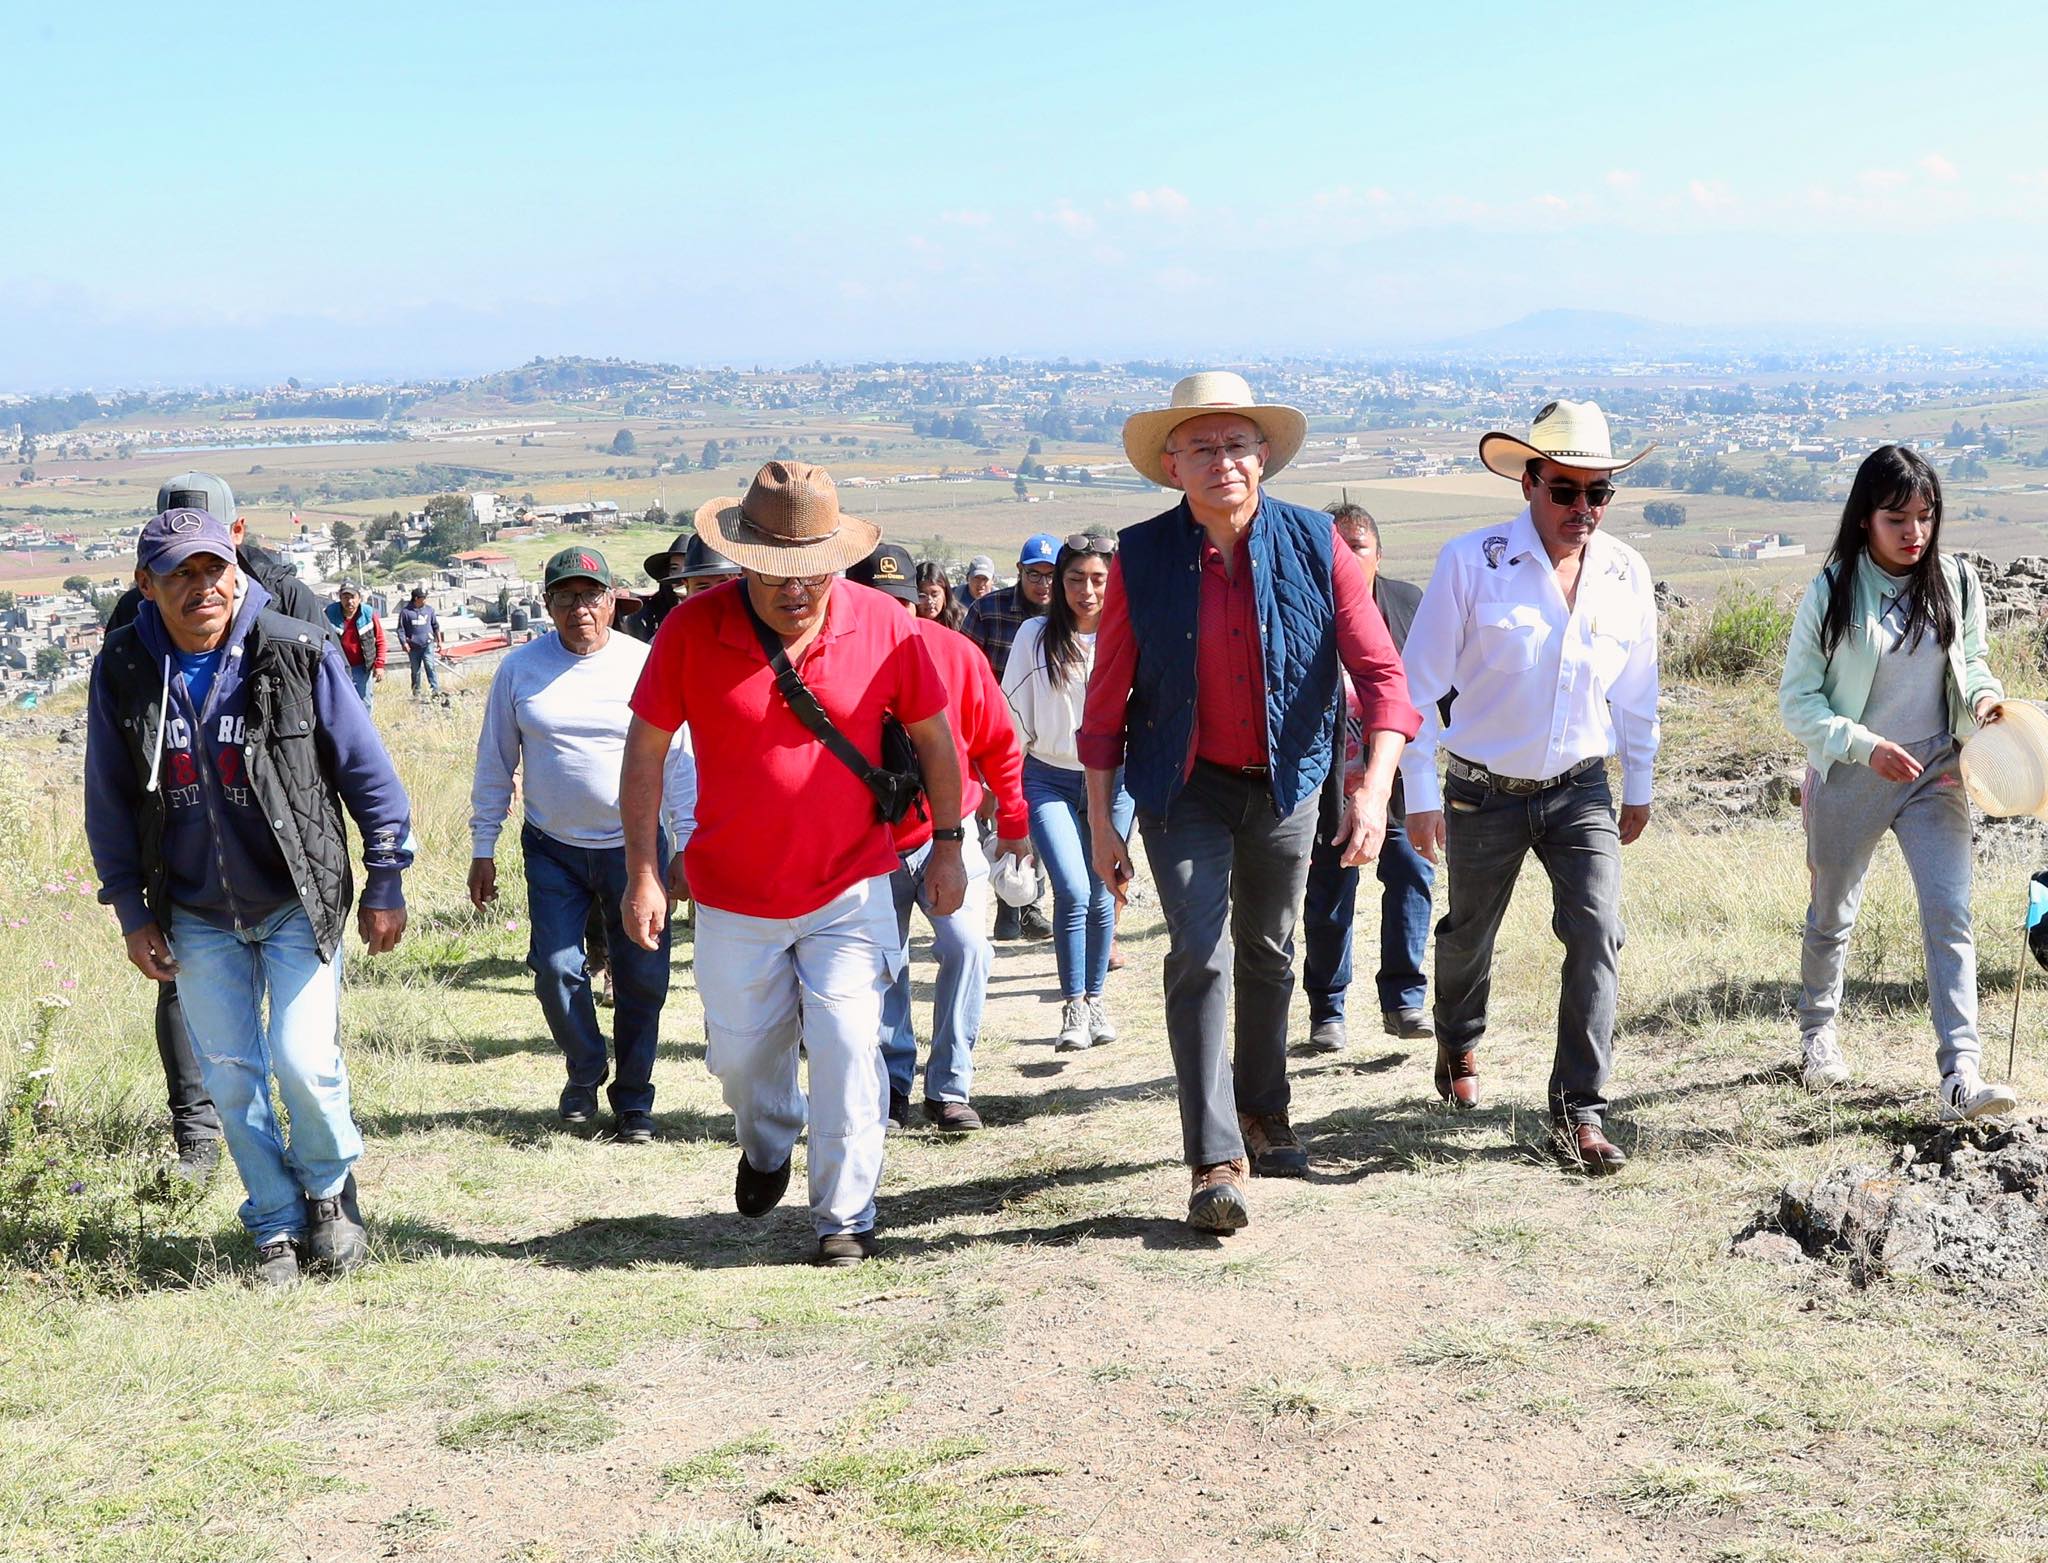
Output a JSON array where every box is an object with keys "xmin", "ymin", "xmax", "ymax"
[
  {"xmin": 1301, "ymin": 501, "xmax": 1437, "ymax": 1054},
  {"xmin": 105, "ymin": 472, "xmax": 329, "ymax": 1183}
]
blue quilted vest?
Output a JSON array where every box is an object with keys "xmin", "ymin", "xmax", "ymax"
[{"xmin": 1118, "ymin": 495, "xmax": 1339, "ymax": 818}]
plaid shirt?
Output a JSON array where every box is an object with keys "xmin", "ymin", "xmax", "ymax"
[{"xmin": 961, "ymin": 584, "xmax": 1044, "ymax": 680}]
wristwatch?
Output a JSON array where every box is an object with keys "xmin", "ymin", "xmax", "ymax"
[{"xmin": 931, "ymin": 825, "xmax": 965, "ymax": 842}]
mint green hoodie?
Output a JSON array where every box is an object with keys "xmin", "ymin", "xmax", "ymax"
[{"xmin": 1778, "ymin": 552, "xmax": 1999, "ymax": 779}]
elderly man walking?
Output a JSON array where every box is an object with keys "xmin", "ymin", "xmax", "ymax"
[
  {"xmin": 1399, "ymin": 401, "xmax": 1661, "ymax": 1176},
  {"xmin": 1081, "ymin": 373, "xmax": 1420, "ymax": 1232},
  {"xmin": 620, "ymin": 462, "xmax": 966, "ymax": 1266},
  {"xmin": 470, "ymin": 546, "xmax": 696, "ymax": 1142}
]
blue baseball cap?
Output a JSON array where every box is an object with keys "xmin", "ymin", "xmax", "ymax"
[
  {"xmin": 137, "ymin": 508, "xmax": 236, "ymax": 574},
  {"xmin": 1018, "ymin": 533, "xmax": 1059, "ymax": 568}
]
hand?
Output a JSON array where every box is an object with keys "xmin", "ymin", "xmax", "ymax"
[
  {"xmin": 993, "ymin": 836, "xmax": 1034, "ymax": 868},
  {"xmin": 621, "ymin": 870, "xmax": 669, "ymax": 952},
  {"xmin": 358, "ymin": 904, "xmax": 407, "ymax": 954},
  {"xmin": 1618, "ymin": 803, "xmax": 1652, "ymax": 845},
  {"xmin": 923, "ymin": 843, "xmax": 967, "ymax": 917},
  {"xmin": 371, "ymin": 666, "xmax": 384, "ymax": 682},
  {"xmin": 1406, "ymin": 810, "xmax": 1447, "ymax": 864},
  {"xmin": 123, "ymin": 921, "xmax": 179, "ymax": 983},
  {"xmin": 1975, "ymin": 695, "xmax": 2004, "ymax": 725},
  {"xmin": 975, "ymin": 795, "xmax": 999, "ymax": 829},
  {"xmin": 467, "ymin": 857, "xmax": 497, "ymax": 909},
  {"xmin": 1090, "ymin": 818, "xmax": 1136, "ymax": 907},
  {"xmin": 1335, "ymin": 786, "xmax": 1388, "ymax": 868},
  {"xmin": 666, "ymin": 850, "xmax": 689, "ymax": 902},
  {"xmin": 1869, "ymin": 741, "xmax": 1923, "ymax": 783}
]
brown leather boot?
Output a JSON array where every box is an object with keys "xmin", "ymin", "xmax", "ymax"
[
  {"xmin": 1433, "ymin": 1044, "xmax": 1479, "ymax": 1110},
  {"xmin": 1237, "ymin": 1111, "xmax": 1309, "ymax": 1177},
  {"xmin": 1187, "ymin": 1158, "xmax": 1251, "ymax": 1232},
  {"xmin": 1552, "ymin": 1119, "xmax": 1627, "ymax": 1176}
]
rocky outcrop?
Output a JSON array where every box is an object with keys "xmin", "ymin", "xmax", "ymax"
[{"xmin": 1952, "ymin": 552, "xmax": 2048, "ymax": 635}]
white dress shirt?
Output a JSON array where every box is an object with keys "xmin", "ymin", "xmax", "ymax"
[{"xmin": 1398, "ymin": 508, "xmax": 1660, "ymax": 813}]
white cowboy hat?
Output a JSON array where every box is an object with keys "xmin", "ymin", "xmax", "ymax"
[
  {"xmin": 1479, "ymin": 399, "xmax": 1655, "ymax": 481},
  {"xmin": 1122, "ymin": 371, "xmax": 1307, "ymax": 489},
  {"xmin": 1961, "ymin": 701, "xmax": 2048, "ymax": 819},
  {"xmin": 989, "ymin": 852, "xmax": 1039, "ymax": 909},
  {"xmin": 694, "ymin": 460, "xmax": 881, "ymax": 577}
]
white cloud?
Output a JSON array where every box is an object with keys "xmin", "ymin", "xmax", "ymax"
[
  {"xmin": 1127, "ymin": 186, "xmax": 1190, "ymax": 215},
  {"xmin": 1535, "ymin": 193, "xmax": 1570, "ymax": 212},
  {"xmin": 1037, "ymin": 199, "xmax": 1096, "ymax": 237},
  {"xmin": 1858, "ymin": 167, "xmax": 1910, "ymax": 191},
  {"xmin": 1689, "ymin": 178, "xmax": 1734, "ymax": 210},
  {"xmin": 1918, "ymin": 152, "xmax": 1959, "ymax": 182}
]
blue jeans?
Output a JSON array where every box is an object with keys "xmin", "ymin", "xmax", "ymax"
[
  {"xmin": 1303, "ymin": 815, "xmax": 1435, "ymax": 1023},
  {"xmin": 347, "ymin": 661, "xmax": 374, "ymax": 709},
  {"xmin": 881, "ymin": 824, "xmax": 991, "ymax": 1103},
  {"xmin": 1024, "ymin": 757, "xmax": 1133, "ymax": 999},
  {"xmin": 522, "ymin": 824, "xmax": 671, "ymax": 1114},
  {"xmin": 166, "ymin": 902, "xmax": 358, "ymax": 1245},
  {"xmin": 406, "ymin": 645, "xmax": 441, "ymax": 696}
]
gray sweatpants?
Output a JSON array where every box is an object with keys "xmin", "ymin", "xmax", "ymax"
[{"xmin": 1798, "ymin": 734, "xmax": 1978, "ymax": 1078}]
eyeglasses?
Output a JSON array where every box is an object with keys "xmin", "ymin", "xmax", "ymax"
[
  {"xmin": 1165, "ymin": 437, "xmax": 1264, "ymax": 468},
  {"xmin": 1541, "ymin": 480, "xmax": 1616, "ymax": 509},
  {"xmin": 754, "ymin": 571, "xmax": 833, "ymax": 592},
  {"xmin": 1019, "ymin": 565, "xmax": 1057, "ymax": 582},
  {"xmin": 1064, "ymin": 532, "xmax": 1117, "ymax": 555},
  {"xmin": 546, "ymin": 586, "xmax": 612, "ymax": 611}
]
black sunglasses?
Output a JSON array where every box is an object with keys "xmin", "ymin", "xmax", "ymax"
[{"xmin": 1541, "ymin": 479, "xmax": 1616, "ymax": 509}]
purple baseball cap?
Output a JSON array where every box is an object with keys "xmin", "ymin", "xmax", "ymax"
[{"xmin": 137, "ymin": 508, "xmax": 236, "ymax": 574}]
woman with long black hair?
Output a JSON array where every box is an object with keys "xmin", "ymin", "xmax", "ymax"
[
  {"xmin": 1779, "ymin": 443, "xmax": 2019, "ymax": 1118},
  {"xmin": 916, "ymin": 561, "xmax": 965, "ymax": 631}
]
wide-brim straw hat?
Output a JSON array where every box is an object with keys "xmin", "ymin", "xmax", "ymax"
[
  {"xmin": 1479, "ymin": 399, "xmax": 1655, "ymax": 481},
  {"xmin": 1960, "ymin": 700, "xmax": 2048, "ymax": 818},
  {"xmin": 1122, "ymin": 371, "xmax": 1307, "ymax": 489},
  {"xmin": 694, "ymin": 461, "xmax": 881, "ymax": 576}
]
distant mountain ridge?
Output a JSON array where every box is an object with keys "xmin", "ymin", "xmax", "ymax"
[{"xmin": 467, "ymin": 355, "xmax": 678, "ymax": 401}]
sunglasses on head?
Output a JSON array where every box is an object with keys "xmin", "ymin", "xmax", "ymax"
[
  {"xmin": 1540, "ymin": 479, "xmax": 1616, "ymax": 508},
  {"xmin": 1064, "ymin": 532, "xmax": 1116, "ymax": 555}
]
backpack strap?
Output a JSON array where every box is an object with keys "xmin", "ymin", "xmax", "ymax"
[{"xmin": 741, "ymin": 590, "xmax": 885, "ymax": 793}]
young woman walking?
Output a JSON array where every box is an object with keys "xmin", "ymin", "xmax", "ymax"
[
  {"xmin": 1004, "ymin": 536, "xmax": 1132, "ymax": 1050},
  {"xmin": 1779, "ymin": 444, "xmax": 2020, "ymax": 1118},
  {"xmin": 916, "ymin": 562, "xmax": 965, "ymax": 631}
]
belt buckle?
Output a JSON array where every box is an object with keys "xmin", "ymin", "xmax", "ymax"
[{"xmin": 1499, "ymin": 774, "xmax": 1541, "ymax": 796}]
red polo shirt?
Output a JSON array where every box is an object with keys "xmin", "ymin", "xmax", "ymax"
[
  {"xmin": 630, "ymin": 578, "xmax": 946, "ymax": 918},
  {"xmin": 894, "ymin": 617, "xmax": 1028, "ymax": 854},
  {"xmin": 1078, "ymin": 519, "xmax": 1420, "ymax": 773}
]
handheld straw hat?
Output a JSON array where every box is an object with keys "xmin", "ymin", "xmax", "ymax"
[
  {"xmin": 989, "ymin": 852, "xmax": 1039, "ymax": 909},
  {"xmin": 1479, "ymin": 399, "xmax": 1655, "ymax": 481},
  {"xmin": 1122, "ymin": 371, "xmax": 1307, "ymax": 489},
  {"xmin": 1960, "ymin": 700, "xmax": 2048, "ymax": 818},
  {"xmin": 694, "ymin": 462, "xmax": 880, "ymax": 577}
]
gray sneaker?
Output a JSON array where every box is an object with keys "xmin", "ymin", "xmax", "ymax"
[
  {"xmin": 1054, "ymin": 997, "xmax": 1091, "ymax": 1052},
  {"xmin": 1086, "ymin": 996, "xmax": 1118, "ymax": 1045},
  {"xmin": 1800, "ymin": 1028, "xmax": 1850, "ymax": 1090}
]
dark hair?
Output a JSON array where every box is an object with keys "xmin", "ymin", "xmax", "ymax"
[
  {"xmin": 1041, "ymin": 540, "xmax": 1113, "ymax": 688},
  {"xmin": 1820, "ymin": 444, "xmax": 1953, "ymax": 659},
  {"xmin": 1325, "ymin": 500, "xmax": 1379, "ymax": 546},
  {"xmin": 915, "ymin": 561, "xmax": 964, "ymax": 630}
]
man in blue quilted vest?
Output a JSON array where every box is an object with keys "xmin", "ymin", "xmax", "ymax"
[{"xmin": 1080, "ymin": 372, "xmax": 1421, "ymax": 1232}]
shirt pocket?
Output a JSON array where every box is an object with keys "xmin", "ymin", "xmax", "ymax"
[
  {"xmin": 1474, "ymin": 601, "xmax": 1548, "ymax": 674},
  {"xmin": 1587, "ymin": 625, "xmax": 1632, "ymax": 686}
]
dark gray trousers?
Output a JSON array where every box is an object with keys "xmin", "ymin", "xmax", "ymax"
[
  {"xmin": 1137, "ymin": 763, "xmax": 1319, "ymax": 1166},
  {"xmin": 1432, "ymin": 765, "xmax": 1623, "ymax": 1126}
]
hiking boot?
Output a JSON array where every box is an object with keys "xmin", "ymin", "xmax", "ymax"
[
  {"xmin": 1939, "ymin": 1070, "xmax": 2020, "ymax": 1122},
  {"xmin": 922, "ymin": 1099, "xmax": 983, "ymax": 1133},
  {"xmin": 1383, "ymin": 1007, "xmax": 1432, "ymax": 1041},
  {"xmin": 1304, "ymin": 1018, "xmax": 1346, "ymax": 1054},
  {"xmin": 1187, "ymin": 1158, "xmax": 1251, "ymax": 1233},
  {"xmin": 1800, "ymin": 1027, "xmax": 1850, "ymax": 1090},
  {"xmin": 1433, "ymin": 1044, "xmax": 1480, "ymax": 1111},
  {"xmin": 993, "ymin": 902, "xmax": 1022, "ymax": 941},
  {"xmin": 254, "ymin": 1235, "xmax": 304, "ymax": 1289},
  {"xmin": 734, "ymin": 1151, "xmax": 791, "ymax": 1218},
  {"xmin": 558, "ymin": 1083, "xmax": 599, "ymax": 1128},
  {"xmin": 306, "ymin": 1175, "xmax": 369, "ymax": 1275},
  {"xmin": 1017, "ymin": 904, "xmax": 1055, "ymax": 941},
  {"xmin": 887, "ymin": 1088, "xmax": 912, "ymax": 1130},
  {"xmin": 1053, "ymin": 997, "xmax": 1091, "ymax": 1052},
  {"xmin": 1552, "ymin": 1119, "xmax": 1628, "ymax": 1177},
  {"xmin": 596, "ymin": 963, "xmax": 615, "ymax": 1009},
  {"xmin": 1086, "ymin": 996, "xmax": 1118, "ymax": 1045},
  {"xmin": 172, "ymin": 1136, "xmax": 221, "ymax": 1186},
  {"xmin": 1238, "ymin": 1111, "xmax": 1309, "ymax": 1178},
  {"xmin": 614, "ymin": 1109, "xmax": 656, "ymax": 1144},
  {"xmin": 816, "ymin": 1231, "xmax": 876, "ymax": 1267}
]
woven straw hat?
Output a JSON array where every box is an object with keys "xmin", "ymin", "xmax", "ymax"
[
  {"xmin": 1960, "ymin": 701, "xmax": 2048, "ymax": 818},
  {"xmin": 694, "ymin": 461, "xmax": 880, "ymax": 576},
  {"xmin": 1122, "ymin": 371, "xmax": 1307, "ymax": 489},
  {"xmin": 1479, "ymin": 399, "xmax": 1654, "ymax": 481}
]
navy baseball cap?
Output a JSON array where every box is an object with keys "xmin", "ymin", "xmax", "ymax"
[
  {"xmin": 1018, "ymin": 533, "xmax": 1059, "ymax": 568},
  {"xmin": 137, "ymin": 508, "xmax": 236, "ymax": 574}
]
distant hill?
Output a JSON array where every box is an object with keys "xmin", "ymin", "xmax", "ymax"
[
  {"xmin": 1440, "ymin": 309, "xmax": 1719, "ymax": 359},
  {"xmin": 467, "ymin": 356, "xmax": 679, "ymax": 401}
]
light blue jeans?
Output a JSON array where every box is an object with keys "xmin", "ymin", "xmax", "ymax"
[
  {"xmin": 166, "ymin": 902, "xmax": 359, "ymax": 1245},
  {"xmin": 1024, "ymin": 757, "xmax": 1133, "ymax": 1000},
  {"xmin": 881, "ymin": 822, "xmax": 991, "ymax": 1103}
]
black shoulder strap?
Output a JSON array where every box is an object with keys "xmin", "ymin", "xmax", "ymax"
[{"xmin": 741, "ymin": 590, "xmax": 881, "ymax": 788}]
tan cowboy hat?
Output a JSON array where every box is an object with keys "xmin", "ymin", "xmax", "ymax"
[
  {"xmin": 1122, "ymin": 370, "xmax": 1307, "ymax": 489},
  {"xmin": 1960, "ymin": 700, "xmax": 2048, "ymax": 819},
  {"xmin": 1479, "ymin": 399, "xmax": 1655, "ymax": 481},
  {"xmin": 693, "ymin": 461, "xmax": 881, "ymax": 576}
]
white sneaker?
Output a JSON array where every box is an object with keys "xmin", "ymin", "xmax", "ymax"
[
  {"xmin": 1086, "ymin": 996, "xmax": 1117, "ymax": 1045},
  {"xmin": 1939, "ymin": 1071, "xmax": 2021, "ymax": 1121},
  {"xmin": 1054, "ymin": 997, "xmax": 1091, "ymax": 1052},
  {"xmin": 1800, "ymin": 1028, "xmax": 1850, "ymax": 1090}
]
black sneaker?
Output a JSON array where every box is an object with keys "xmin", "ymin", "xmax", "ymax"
[
  {"xmin": 615, "ymin": 1110, "xmax": 656, "ymax": 1144},
  {"xmin": 306, "ymin": 1174, "xmax": 369, "ymax": 1275},
  {"xmin": 735, "ymin": 1151, "xmax": 792, "ymax": 1218},
  {"xmin": 558, "ymin": 1084, "xmax": 600, "ymax": 1128},
  {"xmin": 172, "ymin": 1136, "xmax": 222, "ymax": 1185},
  {"xmin": 887, "ymin": 1088, "xmax": 911, "ymax": 1129},
  {"xmin": 254, "ymin": 1235, "xmax": 304, "ymax": 1289},
  {"xmin": 1017, "ymin": 903, "xmax": 1055, "ymax": 941},
  {"xmin": 816, "ymin": 1231, "xmax": 875, "ymax": 1266},
  {"xmin": 992, "ymin": 902, "xmax": 1022, "ymax": 941}
]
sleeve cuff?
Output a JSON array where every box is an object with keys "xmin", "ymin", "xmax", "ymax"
[
  {"xmin": 1355, "ymin": 699, "xmax": 1424, "ymax": 742},
  {"xmin": 359, "ymin": 868, "xmax": 406, "ymax": 912},
  {"xmin": 113, "ymin": 891, "xmax": 153, "ymax": 937},
  {"xmin": 1076, "ymin": 733, "xmax": 1126, "ymax": 770},
  {"xmin": 1401, "ymin": 764, "xmax": 1443, "ymax": 814},
  {"xmin": 995, "ymin": 802, "xmax": 1030, "ymax": 840},
  {"xmin": 470, "ymin": 825, "xmax": 502, "ymax": 857}
]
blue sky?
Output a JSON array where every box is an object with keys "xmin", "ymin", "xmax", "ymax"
[{"xmin": 10, "ymin": 0, "xmax": 2048, "ymax": 389}]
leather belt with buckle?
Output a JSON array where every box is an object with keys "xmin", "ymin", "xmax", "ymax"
[
  {"xmin": 1444, "ymin": 753, "xmax": 1600, "ymax": 796},
  {"xmin": 1200, "ymin": 759, "xmax": 1270, "ymax": 781}
]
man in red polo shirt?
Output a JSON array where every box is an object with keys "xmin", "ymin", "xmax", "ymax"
[
  {"xmin": 1081, "ymin": 373, "xmax": 1420, "ymax": 1233},
  {"xmin": 619, "ymin": 463, "xmax": 966, "ymax": 1267}
]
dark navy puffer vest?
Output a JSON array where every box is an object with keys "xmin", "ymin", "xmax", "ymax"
[{"xmin": 1118, "ymin": 496, "xmax": 1339, "ymax": 818}]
